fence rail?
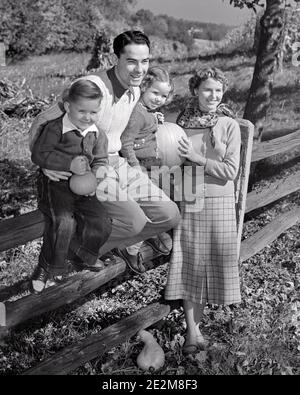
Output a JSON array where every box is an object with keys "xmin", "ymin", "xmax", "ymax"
[
  {"xmin": 245, "ymin": 171, "xmax": 300, "ymax": 213},
  {"xmin": 0, "ymin": 233, "xmax": 172, "ymax": 334},
  {"xmin": 24, "ymin": 300, "xmax": 171, "ymax": 375},
  {"xmin": 251, "ymin": 129, "xmax": 300, "ymax": 162}
]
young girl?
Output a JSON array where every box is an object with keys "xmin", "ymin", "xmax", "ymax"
[
  {"xmin": 164, "ymin": 67, "xmax": 241, "ymax": 354},
  {"xmin": 121, "ymin": 66, "xmax": 174, "ymax": 169},
  {"xmin": 118, "ymin": 66, "xmax": 174, "ymax": 273}
]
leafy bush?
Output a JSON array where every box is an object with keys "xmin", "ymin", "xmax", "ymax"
[
  {"xmin": 149, "ymin": 36, "xmax": 188, "ymax": 61},
  {"xmin": 0, "ymin": 0, "xmax": 133, "ymax": 59},
  {"xmin": 218, "ymin": 15, "xmax": 257, "ymax": 54}
]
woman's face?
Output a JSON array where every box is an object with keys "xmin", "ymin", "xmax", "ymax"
[{"xmin": 196, "ymin": 77, "xmax": 224, "ymax": 113}]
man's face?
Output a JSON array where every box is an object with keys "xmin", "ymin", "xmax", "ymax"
[{"xmin": 115, "ymin": 43, "xmax": 150, "ymax": 87}]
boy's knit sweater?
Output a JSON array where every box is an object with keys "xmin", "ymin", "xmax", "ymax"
[
  {"xmin": 29, "ymin": 68, "xmax": 140, "ymax": 155},
  {"xmin": 31, "ymin": 116, "xmax": 108, "ymax": 174},
  {"xmin": 120, "ymin": 102, "xmax": 158, "ymax": 167}
]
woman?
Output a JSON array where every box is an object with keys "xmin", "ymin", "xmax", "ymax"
[{"xmin": 165, "ymin": 67, "xmax": 241, "ymax": 354}]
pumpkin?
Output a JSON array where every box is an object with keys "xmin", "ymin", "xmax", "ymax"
[
  {"xmin": 136, "ymin": 329, "xmax": 165, "ymax": 372},
  {"xmin": 156, "ymin": 122, "xmax": 187, "ymax": 167},
  {"xmin": 69, "ymin": 171, "xmax": 97, "ymax": 196}
]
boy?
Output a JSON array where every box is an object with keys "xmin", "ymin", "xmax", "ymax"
[{"xmin": 31, "ymin": 79, "xmax": 112, "ymax": 293}]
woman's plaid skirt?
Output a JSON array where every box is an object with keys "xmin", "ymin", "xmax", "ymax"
[{"xmin": 165, "ymin": 195, "xmax": 241, "ymax": 305}]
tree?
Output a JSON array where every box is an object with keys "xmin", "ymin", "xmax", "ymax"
[
  {"xmin": 86, "ymin": 31, "xmax": 114, "ymax": 71},
  {"xmin": 228, "ymin": 0, "xmax": 296, "ymax": 141}
]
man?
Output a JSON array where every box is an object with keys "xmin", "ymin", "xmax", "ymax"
[{"xmin": 29, "ymin": 31, "xmax": 181, "ymax": 274}]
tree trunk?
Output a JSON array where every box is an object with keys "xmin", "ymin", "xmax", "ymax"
[{"xmin": 243, "ymin": 0, "xmax": 287, "ymax": 141}]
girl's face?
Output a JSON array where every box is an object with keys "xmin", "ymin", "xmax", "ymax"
[
  {"xmin": 197, "ymin": 77, "xmax": 224, "ymax": 113},
  {"xmin": 142, "ymin": 80, "xmax": 171, "ymax": 110}
]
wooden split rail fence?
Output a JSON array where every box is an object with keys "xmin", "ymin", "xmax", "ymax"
[{"xmin": 0, "ymin": 121, "xmax": 299, "ymax": 375}]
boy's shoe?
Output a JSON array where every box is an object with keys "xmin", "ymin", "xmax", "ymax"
[
  {"xmin": 68, "ymin": 252, "xmax": 116, "ymax": 272},
  {"xmin": 70, "ymin": 258, "xmax": 105, "ymax": 272},
  {"xmin": 115, "ymin": 248, "xmax": 146, "ymax": 274},
  {"xmin": 100, "ymin": 251, "xmax": 117, "ymax": 266},
  {"xmin": 145, "ymin": 236, "xmax": 170, "ymax": 255},
  {"xmin": 46, "ymin": 274, "xmax": 66, "ymax": 287},
  {"xmin": 31, "ymin": 266, "xmax": 49, "ymax": 294}
]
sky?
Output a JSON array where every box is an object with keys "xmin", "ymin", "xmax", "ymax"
[{"xmin": 134, "ymin": 0, "xmax": 259, "ymax": 26}]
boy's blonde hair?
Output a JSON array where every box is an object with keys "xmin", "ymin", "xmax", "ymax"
[
  {"xmin": 140, "ymin": 66, "xmax": 174, "ymax": 105},
  {"xmin": 189, "ymin": 67, "xmax": 229, "ymax": 96},
  {"xmin": 62, "ymin": 79, "xmax": 103, "ymax": 103}
]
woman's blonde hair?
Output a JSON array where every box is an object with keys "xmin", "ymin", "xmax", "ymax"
[
  {"xmin": 140, "ymin": 66, "xmax": 174, "ymax": 105},
  {"xmin": 189, "ymin": 67, "xmax": 229, "ymax": 96}
]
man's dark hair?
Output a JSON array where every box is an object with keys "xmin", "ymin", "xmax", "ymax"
[{"xmin": 113, "ymin": 30, "xmax": 150, "ymax": 58}]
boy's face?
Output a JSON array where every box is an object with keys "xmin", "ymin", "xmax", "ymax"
[
  {"xmin": 64, "ymin": 97, "xmax": 101, "ymax": 131},
  {"xmin": 115, "ymin": 43, "xmax": 150, "ymax": 88},
  {"xmin": 142, "ymin": 81, "xmax": 171, "ymax": 110},
  {"xmin": 197, "ymin": 78, "xmax": 223, "ymax": 113}
]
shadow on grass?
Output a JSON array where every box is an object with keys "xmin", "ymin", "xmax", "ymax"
[
  {"xmin": 0, "ymin": 279, "xmax": 31, "ymax": 302},
  {"xmin": 272, "ymin": 84, "xmax": 300, "ymax": 98},
  {"xmin": 0, "ymin": 159, "xmax": 37, "ymax": 218},
  {"xmin": 254, "ymin": 156, "xmax": 300, "ymax": 183}
]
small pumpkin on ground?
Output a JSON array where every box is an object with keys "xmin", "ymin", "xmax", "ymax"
[{"xmin": 136, "ymin": 329, "xmax": 165, "ymax": 372}]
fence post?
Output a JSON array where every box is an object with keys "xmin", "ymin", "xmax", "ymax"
[
  {"xmin": 0, "ymin": 302, "xmax": 6, "ymax": 327},
  {"xmin": 0, "ymin": 42, "xmax": 6, "ymax": 67}
]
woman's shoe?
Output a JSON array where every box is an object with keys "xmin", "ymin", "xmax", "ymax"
[
  {"xmin": 182, "ymin": 342, "xmax": 200, "ymax": 355},
  {"xmin": 31, "ymin": 266, "xmax": 49, "ymax": 294},
  {"xmin": 195, "ymin": 324, "xmax": 208, "ymax": 350},
  {"xmin": 196, "ymin": 336, "xmax": 208, "ymax": 350}
]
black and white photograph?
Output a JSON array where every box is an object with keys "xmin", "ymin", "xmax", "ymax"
[{"xmin": 0, "ymin": 0, "xmax": 299, "ymax": 378}]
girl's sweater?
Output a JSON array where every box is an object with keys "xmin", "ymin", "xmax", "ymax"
[{"xmin": 120, "ymin": 102, "xmax": 158, "ymax": 167}]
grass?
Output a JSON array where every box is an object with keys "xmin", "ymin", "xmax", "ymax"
[{"xmin": 0, "ymin": 51, "xmax": 299, "ymax": 375}]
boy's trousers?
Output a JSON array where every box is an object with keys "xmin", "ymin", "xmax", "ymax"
[{"xmin": 37, "ymin": 172, "xmax": 112, "ymax": 275}]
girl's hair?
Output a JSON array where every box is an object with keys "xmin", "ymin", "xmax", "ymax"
[
  {"xmin": 140, "ymin": 66, "xmax": 174, "ymax": 104},
  {"xmin": 189, "ymin": 67, "xmax": 229, "ymax": 96},
  {"xmin": 63, "ymin": 79, "xmax": 103, "ymax": 103},
  {"xmin": 113, "ymin": 30, "xmax": 150, "ymax": 58}
]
